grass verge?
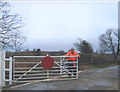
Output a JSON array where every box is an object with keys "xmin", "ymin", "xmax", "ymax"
[{"xmin": 79, "ymin": 64, "xmax": 118, "ymax": 70}]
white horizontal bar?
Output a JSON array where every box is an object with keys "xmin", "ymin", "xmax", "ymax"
[
  {"xmin": 14, "ymin": 71, "xmax": 47, "ymax": 73},
  {"xmin": 15, "ymin": 68, "xmax": 31, "ymax": 70},
  {"xmin": 61, "ymin": 69, "xmax": 77, "ymax": 71},
  {"xmin": 13, "ymin": 81, "xmax": 29, "ymax": 83},
  {"xmin": 15, "ymin": 62, "xmax": 40, "ymax": 64},
  {"xmin": 14, "ymin": 56, "xmax": 46, "ymax": 58},
  {"xmin": 14, "ymin": 73, "xmax": 47, "ymax": 76},
  {"xmin": 47, "ymin": 70, "xmax": 60, "ymax": 71},
  {"xmin": 14, "ymin": 70, "xmax": 60, "ymax": 73},
  {"xmin": 4, "ymin": 69, "xmax": 10, "ymax": 71},
  {"xmin": 14, "ymin": 61, "xmax": 76, "ymax": 64},
  {"xmin": 14, "ymin": 56, "xmax": 78, "ymax": 58},
  {"xmin": 64, "ymin": 66, "xmax": 77, "ymax": 68},
  {"xmin": 56, "ymin": 76, "xmax": 77, "ymax": 78},
  {"xmin": 15, "ymin": 67, "xmax": 61, "ymax": 70},
  {"xmin": 14, "ymin": 66, "xmax": 77, "ymax": 70},
  {"xmin": 4, "ymin": 79, "xmax": 10, "ymax": 82},
  {"xmin": 55, "ymin": 62, "xmax": 77, "ymax": 63},
  {"xmin": 14, "ymin": 70, "xmax": 77, "ymax": 74},
  {"xmin": 14, "ymin": 73, "xmax": 63, "ymax": 77},
  {"xmin": 14, "ymin": 70, "xmax": 61, "ymax": 73},
  {"xmin": 64, "ymin": 62, "xmax": 77, "ymax": 63},
  {"xmin": 15, "ymin": 77, "xmax": 48, "ymax": 80},
  {"xmin": 5, "ymin": 59, "xmax": 10, "ymax": 61}
]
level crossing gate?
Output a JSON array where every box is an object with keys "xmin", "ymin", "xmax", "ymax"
[{"xmin": 0, "ymin": 51, "xmax": 79, "ymax": 87}]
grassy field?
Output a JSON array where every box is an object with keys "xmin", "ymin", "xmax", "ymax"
[{"xmin": 79, "ymin": 64, "xmax": 118, "ymax": 70}]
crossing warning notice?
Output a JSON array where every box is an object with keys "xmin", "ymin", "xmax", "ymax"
[{"xmin": 42, "ymin": 56, "xmax": 54, "ymax": 70}]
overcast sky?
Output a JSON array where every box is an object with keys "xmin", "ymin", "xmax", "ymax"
[{"xmin": 9, "ymin": 1, "xmax": 118, "ymax": 52}]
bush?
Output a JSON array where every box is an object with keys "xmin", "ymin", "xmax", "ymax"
[{"xmin": 78, "ymin": 53, "xmax": 117, "ymax": 70}]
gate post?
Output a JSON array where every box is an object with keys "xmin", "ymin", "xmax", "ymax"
[
  {"xmin": 60, "ymin": 57, "xmax": 62, "ymax": 75},
  {"xmin": 77, "ymin": 57, "xmax": 78, "ymax": 79},
  {"xmin": 0, "ymin": 51, "xmax": 2, "ymax": 89},
  {"xmin": 0, "ymin": 51, "xmax": 5, "ymax": 87},
  {"xmin": 9, "ymin": 57, "xmax": 12, "ymax": 85}
]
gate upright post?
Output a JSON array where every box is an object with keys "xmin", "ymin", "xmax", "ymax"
[
  {"xmin": 77, "ymin": 57, "xmax": 78, "ymax": 79},
  {"xmin": 47, "ymin": 70, "xmax": 49, "ymax": 79},
  {"xmin": 3, "ymin": 51, "xmax": 5, "ymax": 86},
  {"xmin": 9, "ymin": 57, "xmax": 12, "ymax": 85},
  {"xmin": 60, "ymin": 57, "xmax": 62, "ymax": 75},
  {"xmin": 0, "ymin": 51, "xmax": 5, "ymax": 87},
  {"xmin": 13, "ymin": 57, "xmax": 15, "ymax": 81},
  {"xmin": 0, "ymin": 51, "xmax": 3, "ymax": 87}
]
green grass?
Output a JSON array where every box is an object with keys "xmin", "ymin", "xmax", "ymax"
[{"xmin": 79, "ymin": 64, "xmax": 118, "ymax": 70}]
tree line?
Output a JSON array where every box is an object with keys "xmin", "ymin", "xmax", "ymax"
[
  {"xmin": 0, "ymin": 2, "xmax": 26, "ymax": 52},
  {"xmin": 74, "ymin": 29, "xmax": 120, "ymax": 60}
]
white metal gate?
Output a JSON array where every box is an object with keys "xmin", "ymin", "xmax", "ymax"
[
  {"xmin": 13, "ymin": 56, "xmax": 78, "ymax": 83},
  {"xmin": 0, "ymin": 51, "xmax": 78, "ymax": 87}
]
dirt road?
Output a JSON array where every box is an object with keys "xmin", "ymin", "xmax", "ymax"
[{"xmin": 3, "ymin": 66, "xmax": 119, "ymax": 90}]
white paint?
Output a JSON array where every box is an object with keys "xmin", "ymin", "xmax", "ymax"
[
  {"xmin": 0, "ymin": 51, "xmax": 3, "ymax": 87},
  {"xmin": 0, "ymin": 51, "xmax": 13, "ymax": 87},
  {"xmin": 9, "ymin": 57, "xmax": 13, "ymax": 85},
  {"xmin": 0, "ymin": 51, "xmax": 5, "ymax": 87}
]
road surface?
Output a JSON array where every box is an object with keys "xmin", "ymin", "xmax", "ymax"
[{"xmin": 3, "ymin": 66, "xmax": 119, "ymax": 90}]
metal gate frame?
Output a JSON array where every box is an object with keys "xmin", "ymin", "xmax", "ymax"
[
  {"xmin": 0, "ymin": 51, "xmax": 12, "ymax": 87},
  {"xmin": 13, "ymin": 56, "xmax": 79, "ymax": 83},
  {"xmin": 0, "ymin": 51, "xmax": 79, "ymax": 87}
]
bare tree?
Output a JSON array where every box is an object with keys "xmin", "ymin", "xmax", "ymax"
[
  {"xmin": 99, "ymin": 28, "xmax": 120, "ymax": 60},
  {"xmin": 0, "ymin": 2, "xmax": 26, "ymax": 52},
  {"xmin": 74, "ymin": 38, "xmax": 93, "ymax": 54},
  {"xmin": 7, "ymin": 30, "xmax": 26, "ymax": 52}
]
